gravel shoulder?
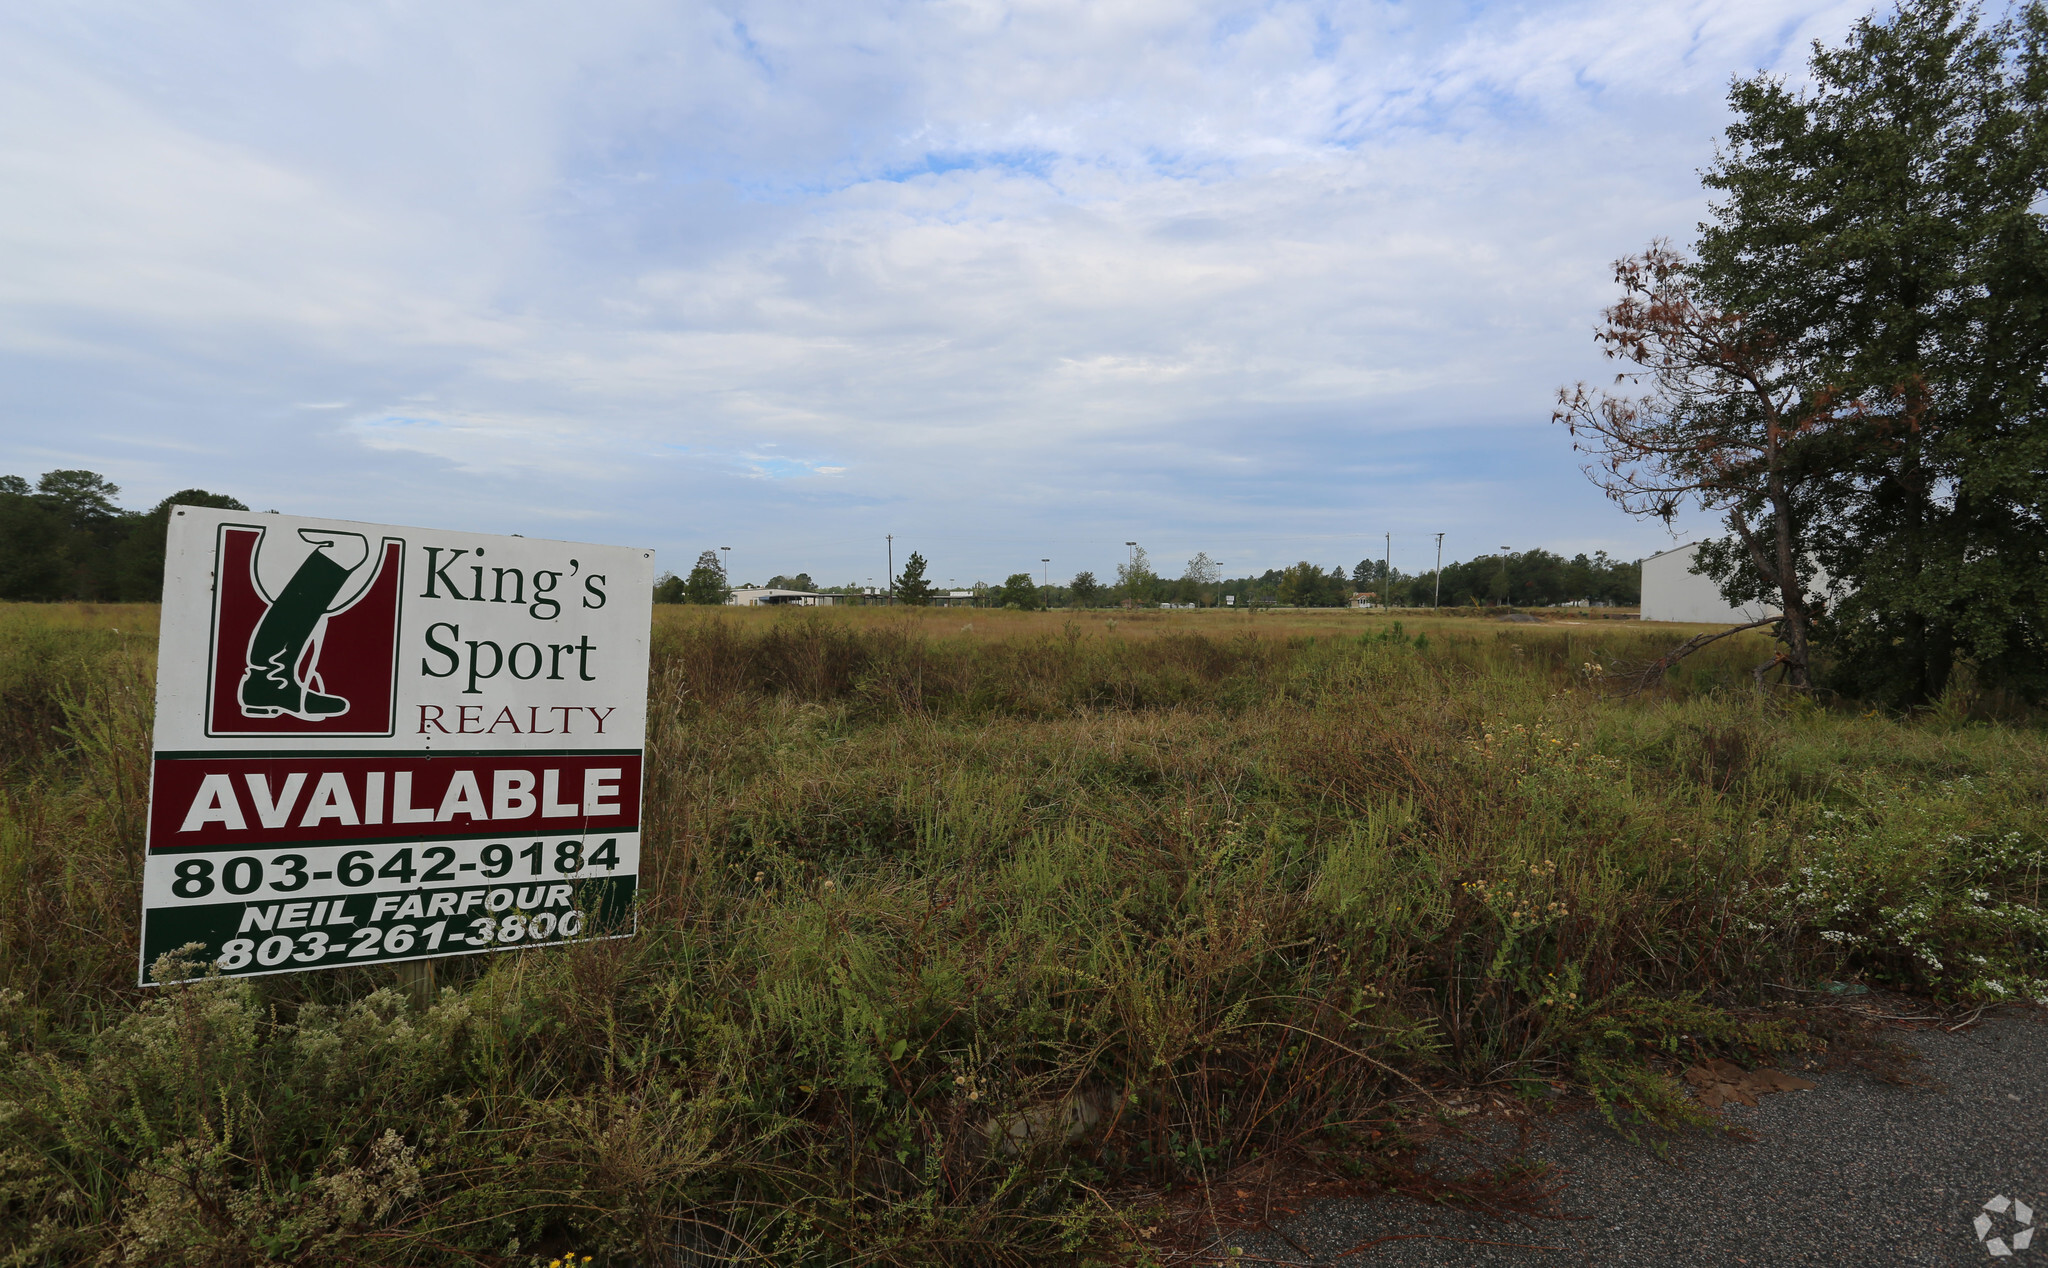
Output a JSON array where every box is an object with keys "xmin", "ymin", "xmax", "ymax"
[{"xmin": 1228, "ymin": 1010, "xmax": 2045, "ymax": 1267}]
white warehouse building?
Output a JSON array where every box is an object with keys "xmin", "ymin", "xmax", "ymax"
[{"xmin": 1640, "ymin": 543, "xmax": 1830, "ymax": 625}]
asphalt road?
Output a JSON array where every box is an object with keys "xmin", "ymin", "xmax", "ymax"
[{"xmin": 1229, "ymin": 1010, "xmax": 2045, "ymax": 1267}]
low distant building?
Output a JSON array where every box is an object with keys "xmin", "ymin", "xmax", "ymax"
[
  {"xmin": 727, "ymin": 588, "xmax": 840, "ymax": 607},
  {"xmin": 1349, "ymin": 592, "xmax": 1377, "ymax": 608},
  {"xmin": 1640, "ymin": 543, "xmax": 1830, "ymax": 624},
  {"xmin": 727, "ymin": 587, "xmax": 985, "ymax": 607}
]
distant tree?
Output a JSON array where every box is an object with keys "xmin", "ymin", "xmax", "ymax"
[
  {"xmin": 1323, "ymin": 563, "xmax": 1348, "ymax": 604},
  {"xmin": 896, "ymin": 552, "xmax": 936, "ymax": 605},
  {"xmin": 1431, "ymin": 551, "xmax": 1618, "ymax": 607},
  {"xmin": 0, "ymin": 471, "xmax": 245, "ymax": 601},
  {"xmin": 766, "ymin": 573, "xmax": 816, "ymax": 592},
  {"xmin": 1069, "ymin": 570, "xmax": 1102, "ymax": 606},
  {"xmin": 1168, "ymin": 552, "xmax": 1214, "ymax": 606},
  {"xmin": 682, "ymin": 550, "xmax": 727, "ymax": 604},
  {"xmin": 1275, "ymin": 562, "xmax": 1330, "ymax": 607},
  {"xmin": 652, "ymin": 572, "xmax": 686, "ymax": 603},
  {"xmin": 1352, "ymin": 559, "xmax": 1413, "ymax": 605},
  {"xmin": 998, "ymin": 572, "xmax": 1040, "ymax": 609},
  {"xmin": 1116, "ymin": 546, "xmax": 1156, "ymax": 606},
  {"xmin": 1220, "ymin": 568, "xmax": 1286, "ymax": 606},
  {"xmin": 1600, "ymin": 553, "xmax": 1642, "ymax": 604},
  {"xmin": 36, "ymin": 470, "xmax": 123, "ymax": 527},
  {"xmin": 0, "ymin": 482, "xmax": 69, "ymax": 600},
  {"xmin": 1487, "ymin": 555, "xmax": 1512, "ymax": 606},
  {"xmin": 114, "ymin": 489, "xmax": 249, "ymax": 600},
  {"xmin": 36, "ymin": 470, "xmax": 127, "ymax": 599}
]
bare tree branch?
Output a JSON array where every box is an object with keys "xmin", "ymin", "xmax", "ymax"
[{"xmin": 1598, "ymin": 617, "xmax": 1781, "ymax": 697}]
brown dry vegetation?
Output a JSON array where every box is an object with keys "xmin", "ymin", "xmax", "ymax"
[{"xmin": 1, "ymin": 602, "xmax": 2042, "ymax": 1266}]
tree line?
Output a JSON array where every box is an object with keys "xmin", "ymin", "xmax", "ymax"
[
  {"xmin": 0, "ymin": 470, "xmax": 246, "ymax": 602},
  {"xmin": 653, "ymin": 542, "xmax": 1640, "ymax": 609},
  {"xmin": 1, "ymin": 472, "xmax": 1643, "ymax": 615}
]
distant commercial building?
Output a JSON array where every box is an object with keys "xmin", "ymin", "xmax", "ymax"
[
  {"xmin": 726, "ymin": 588, "xmax": 980, "ymax": 607},
  {"xmin": 1640, "ymin": 543, "xmax": 1830, "ymax": 624},
  {"xmin": 727, "ymin": 588, "xmax": 840, "ymax": 607}
]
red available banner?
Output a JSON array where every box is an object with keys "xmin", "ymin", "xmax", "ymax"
[{"xmin": 150, "ymin": 753, "xmax": 642, "ymax": 850}]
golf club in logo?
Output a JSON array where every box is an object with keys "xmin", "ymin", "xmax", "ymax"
[
  {"xmin": 1978, "ymin": 1195, "xmax": 2035, "ymax": 1257},
  {"xmin": 206, "ymin": 523, "xmax": 405, "ymax": 736}
]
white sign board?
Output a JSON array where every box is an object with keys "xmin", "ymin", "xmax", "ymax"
[{"xmin": 140, "ymin": 508, "xmax": 653, "ymax": 983}]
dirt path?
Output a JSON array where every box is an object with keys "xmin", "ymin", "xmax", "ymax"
[{"xmin": 1230, "ymin": 1011, "xmax": 2045, "ymax": 1266}]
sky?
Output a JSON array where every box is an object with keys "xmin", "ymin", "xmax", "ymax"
[{"xmin": 0, "ymin": 0, "xmax": 1874, "ymax": 589}]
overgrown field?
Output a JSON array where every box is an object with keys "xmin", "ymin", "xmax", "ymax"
[{"xmin": 2, "ymin": 603, "xmax": 2043, "ymax": 1266}]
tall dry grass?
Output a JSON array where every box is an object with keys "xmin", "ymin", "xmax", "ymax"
[{"xmin": 1, "ymin": 603, "xmax": 2041, "ymax": 1265}]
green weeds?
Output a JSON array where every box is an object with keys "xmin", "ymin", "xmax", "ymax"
[{"xmin": 0, "ymin": 606, "xmax": 2041, "ymax": 1265}]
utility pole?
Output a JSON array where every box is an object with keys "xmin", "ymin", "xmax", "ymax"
[
  {"xmin": 1041, "ymin": 557, "xmax": 1050, "ymax": 608},
  {"xmin": 886, "ymin": 534, "xmax": 894, "ymax": 605},
  {"xmin": 1384, "ymin": 532, "xmax": 1392, "ymax": 611},
  {"xmin": 1124, "ymin": 541, "xmax": 1137, "ymax": 607},
  {"xmin": 720, "ymin": 546, "xmax": 732, "ymax": 604},
  {"xmin": 1433, "ymin": 533, "xmax": 1444, "ymax": 609}
]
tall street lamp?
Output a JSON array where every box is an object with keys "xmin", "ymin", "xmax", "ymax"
[
  {"xmin": 1433, "ymin": 533, "xmax": 1444, "ymax": 609},
  {"xmin": 720, "ymin": 547, "xmax": 732, "ymax": 604},
  {"xmin": 1384, "ymin": 531, "xmax": 1393, "ymax": 611},
  {"xmin": 1041, "ymin": 558, "xmax": 1050, "ymax": 609}
]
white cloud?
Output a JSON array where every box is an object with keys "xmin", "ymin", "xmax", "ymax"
[{"xmin": 0, "ymin": 0, "xmax": 1866, "ymax": 580}]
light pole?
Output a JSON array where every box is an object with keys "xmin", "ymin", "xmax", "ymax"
[
  {"xmin": 1498, "ymin": 545, "xmax": 1511, "ymax": 608},
  {"xmin": 1124, "ymin": 541, "xmax": 1137, "ymax": 607},
  {"xmin": 1041, "ymin": 558, "xmax": 1050, "ymax": 609},
  {"xmin": 1433, "ymin": 533, "xmax": 1444, "ymax": 609},
  {"xmin": 886, "ymin": 534, "xmax": 894, "ymax": 605},
  {"xmin": 719, "ymin": 546, "xmax": 732, "ymax": 604},
  {"xmin": 1384, "ymin": 531, "xmax": 1392, "ymax": 611}
]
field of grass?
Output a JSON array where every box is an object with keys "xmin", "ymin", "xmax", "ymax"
[{"xmin": 2, "ymin": 601, "xmax": 2043, "ymax": 1266}]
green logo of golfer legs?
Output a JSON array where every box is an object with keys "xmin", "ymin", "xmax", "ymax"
[{"xmin": 239, "ymin": 533, "xmax": 367, "ymax": 721}]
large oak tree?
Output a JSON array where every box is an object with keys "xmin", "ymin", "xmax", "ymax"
[
  {"xmin": 1565, "ymin": 0, "xmax": 2048, "ymax": 703},
  {"xmin": 1700, "ymin": 0, "xmax": 2048, "ymax": 703}
]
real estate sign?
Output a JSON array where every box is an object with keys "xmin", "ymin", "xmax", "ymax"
[{"xmin": 140, "ymin": 508, "xmax": 653, "ymax": 983}]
